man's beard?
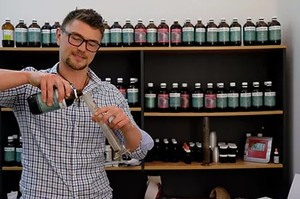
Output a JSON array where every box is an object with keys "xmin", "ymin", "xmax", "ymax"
[{"xmin": 66, "ymin": 57, "xmax": 88, "ymax": 71}]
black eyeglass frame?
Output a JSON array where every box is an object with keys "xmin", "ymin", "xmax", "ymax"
[{"xmin": 61, "ymin": 28, "xmax": 101, "ymax": 52}]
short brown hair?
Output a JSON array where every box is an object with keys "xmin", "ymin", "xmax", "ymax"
[{"xmin": 61, "ymin": 9, "xmax": 104, "ymax": 35}]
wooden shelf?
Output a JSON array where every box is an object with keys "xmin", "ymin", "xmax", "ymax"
[
  {"xmin": 0, "ymin": 45, "xmax": 287, "ymax": 52},
  {"xmin": 144, "ymin": 110, "xmax": 283, "ymax": 117},
  {"xmin": 144, "ymin": 160, "xmax": 283, "ymax": 170}
]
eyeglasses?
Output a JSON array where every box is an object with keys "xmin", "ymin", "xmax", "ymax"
[{"xmin": 61, "ymin": 28, "xmax": 101, "ymax": 52}]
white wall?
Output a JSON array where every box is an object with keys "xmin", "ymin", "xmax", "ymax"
[{"xmin": 4, "ymin": 0, "xmax": 300, "ymax": 186}]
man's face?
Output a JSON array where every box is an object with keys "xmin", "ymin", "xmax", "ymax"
[{"xmin": 57, "ymin": 20, "xmax": 102, "ymax": 71}]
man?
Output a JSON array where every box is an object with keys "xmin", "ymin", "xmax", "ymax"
[{"xmin": 0, "ymin": 9, "xmax": 153, "ymax": 198}]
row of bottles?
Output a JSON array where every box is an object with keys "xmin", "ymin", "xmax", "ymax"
[
  {"xmin": 145, "ymin": 81, "xmax": 277, "ymax": 112},
  {"xmin": 2, "ymin": 18, "xmax": 60, "ymax": 47},
  {"xmin": 2, "ymin": 17, "xmax": 281, "ymax": 47},
  {"xmin": 3, "ymin": 134, "xmax": 22, "ymax": 166},
  {"xmin": 100, "ymin": 17, "xmax": 281, "ymax": 47}
]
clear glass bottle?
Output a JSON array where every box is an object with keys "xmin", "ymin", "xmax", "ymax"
[
  {"xmin": 145, "ymin": 82, "xmax": 157, "ymax": 111},
  {"xmin": 157, "ymin": 19, "xmax": 169, "ymax": 46},
  {"xmin": 28, "ymin": 19, "xmax": 41, "ymax": 47},
  {"xmin": 110, "ymin": 20, "xmax": 122, "ymax": 47},
  {"xmin": 194, "ymin": 19, "xmax": 206, "ymax": 46},
  {"xmin": 2, "ymin": 18, "xmax": 14, "ymax": 47},
  {"xmin": 41, "ymin": 21, "xmax": 51, "ymax": 47},
  {"xmin": 15, "ymin": 19, "xmax": 28, "ymax": 47},
  {"xmin": 127, "ymin": 78, "xmax": 139, "ymax": 107},
  {"xmin": 218, "ymin": 18, "xmax": 230, "ymax": 46},
  {"xmin": 170, "ymin": 20, "xmax": 182, "ymax": 46},
  {"xmin": 192, "ymin": 83, "xmax": 204, "ymax": 111},
  {"xmin": 101, "ymin": 20, "xmax": 110, "ymax": 47},
  {"xmin": 50, "ymin": 21, "xmax": 60, "ymax": 47},
  {"xmin": 134, "ymin": 19, "xmax": 147, "ymax": 46},
  {"xmin": 268, "ymin": 16, "xmax": 281, "ymax": 45},
  {"xmin": 146, "ymin": 20, "xmax": 157, "ymax": 46},
  {"xmin": 169, "ymin": 83, "xmax": 181, "ymax": 112},
  {"xmin": 157, "ymin": 83, "xmax": 169, "ymax": 111},
  {"xmin": 206, "ymin": 18, "xmax": 218, "ymax": 46},
  {"xmin": 230, "ymin": 18, "xmax": 241, "ymax": 46},
  {"xmin": 243, "ymin": 17, "xmax": 256, "ymax": 46},
  {"xmin": 122, "ymin": 19, "xmax": 134, "ymax": 47},
  {"xmin": 182, "ymin": 18, "xmax": 194, "ymax": 46},
  {"xmin": 256, "ymin": 17, "xmax": 269, "ymax": 45}
]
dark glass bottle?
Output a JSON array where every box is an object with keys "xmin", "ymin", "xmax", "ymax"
[
  {"xmin": 15, "ymin": 136, "xmax": 22, "ymax": 166},
  {"xmin": 146, "ymin": 20, "xmax": 157, "ymax": 46},
  {"xmin": 204, "ymin": 83, "xmax": 217, "ymax": 111},
  {"xmin": 170, "ymin": 138, "xmax": 179, "ymax": 162},
  {"xmin": 127, "ymin": 78, "xmax": 139, "ymax": 107},
  {"xmin": 157, "ymin": 19, "xmax": 169, "ymax": 46},
  {"xmin": 41, "ymin": 22, "xmax": 51, "ymax": 47},
  {"xmin": 206, "ymin": 19, "xmax": 218, "ymax": 46},
  {"xmin": 157, "ymin": 83, "xmax": 169, "ymax": 112},
  {"xmin": 216, "ymin": 82, "xmax": 228, "ymax": 111},
  {"xmin": 169, "ymin": 83, "xmax": 181, "ymax": 112},
  {"xmin": 252, "ymin": 81, "xmax": 263, "ymax": 110},
  {"xmin": 28, "ymin": 19, "xmax": 41, "ymax": 47},
  {"xmin": 180, "ymin": 83, "xmax": 190, "ymax": 111},
  {"xmin": 101, "ymin": 20, "xmax": 110, "ymax": 47},
  {"xmin": 218, "ymin": 18, "xmax": 230, "ymax": 46},
  {"xmin": 264, "ymin": 81, "xmax": 276, "ymax": 109},
  {"xmin": 268, "ymin": 16, "xmax": 281, "ymax": 45},
  {"xmin": 15, "ymin": 19, "xmax": 28, "ymax": 47},
  {"xmin": 122, "ymin": 19, "xmax": 134, "ymax": 47},
  {"xmin": 50, "ymin": 21, "xmax": 60, "ymax": 47},
  {"xmin": 110, "ymin": 20, "xmax": 122, "ymax": 47},
  {"xmin": 192, "ymin": 83, "xmax": 204, "ymax": 111},
  {"xmin": 182, "ymin": 18, "xmax": 194, "ymax": 46},
  {"xmin": 230, "ymin": 18, "xmax": 241, "ymax": 46},
  {"xmin": 145, "ymin": 82, "xmax": 157, "ymax": 111},
  {"xmin": 134, "ymin": 19, "xmax": 147, "ymax": 46},
  {"xmin": 256, "ymin": 17, "xmax": 269, "ymax": 45},
  {"xmin": 227, "ymin": 82, "xmax": 239, "ymax": 111},
  {"xmin": 153, "ymin": 138, "xmax": 162, "ymax": 161},
  {"xmin": 194, "ymin": 19, "xmax": 206, "ymax": 46},
  {"xmin": 4, "ymin": 136, "xmax": 15, "ymax": 166},
  {"xmin": 170, "ymin": 20, "xmax": 182, "ymax": 46},
  {"xmin": 162, "ymin": 138, "xmax": 170, "ymax": 162},
  {"xmin": 27, "ymin": 89, "xmax": 83, "ymax": 114},
  {"xmin": 240, "ymin": 82, "xmax": 252, "ymax": 111},
  {"xmin": 243, "ymin": 17, "xmax": 256, "ymax": 46},
  {"xmin": 2, "ymin": 18, "xmax": 14, "ymax": 47},
  {"xmin": 116, "ymin": 77, "xmax": 127, "ymax": 99}
]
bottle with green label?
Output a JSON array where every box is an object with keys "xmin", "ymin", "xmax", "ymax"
[
  {"xmin": 27, "ymin": 89, "xmax": 83, "ymax": 114},
  {"xmin": 127, "ymin": 78, "xmax": 139, "ymax": 107},
  {"xmin": 227, "ymin": 82, "xmax": 239, "ymax": 111},
  {"xmin": 240, "ymin": 82, "xmax": 251, "ymax": 111},
  {"xmin": 16, "ymin": 136, "xmax": 22, "ymax": 166},
  {"xmin": 206, "ymin": 19, "xmax": 218, "ymax": 46},
  {"xmin": 101, "ymin": 20, "xmax": 110, "ymax": 47},
  {"xmin": 169, "ymin": 83, "xmax": 181, "ymax": 112},
  {"xmin": 41, "ymin": 21, "xmax": 51, "ymax": 47},
  {"xmin": 28, "ymin": 19, "xmax": 41, "ymax": 47},
  {"xmin": 182, "ymin": 18, "xmax": 194, "ymax": 46},
  {"xmin": 122, "ymin": 19, "xmax": 134, "ymax": 47},
  {"xmin": 50, "ymin": 21, "xmax": 60, "ymax": 47},
  {"xmin": 4, "ymin": 136, "xmax": 15, "ymax": 166},
  {"xmin": 264, "ymin": 81, "xmax": 276, "ymax": 109},
  {"xmin": 15, "ymin": 19, "xmax": 28, "ymax": 47},
  {"xmin": 192, "ymin": 83, "xmax": 204, "ymax": 111},
  {"xmin": 256, "ymin": 17, "xmax": 269, "ymax": 45},
  {"xmin": 218, "ymin": 18, "xmax": 230, "ymax": 46},
  {"xmin": 2, "ymin": 18, "xmax": 14, "ymax": 47},
  {"xmin": 230, "ymin": 18, "xmax": 241, "ymax": 46},
  {"xmin": 216, "ymin": 82, "xmax": 228, "ymax": 111},
  {"xmin": 243, "ymin": 17, "xmax": 256, "ymax": 46},
  {"xmin": 170, "ymin": 20, "xmax": 182, "ymax": 46},
  {"xmin": 110, "ymin": 20, "xmax": 122, "ymax": 47},
  {"xmin": 194, "ymin": 19, "xmax": 206, "ymax": 46},
  {"xmin": 146, "ymin": 20, "xmax": 157, "ymax": 46},
  {"xmin": 252, "ymin": 81, "xmax": 263, "ymax": 110},
  {"xmin": 268, "ymin": 16, "xmax": 281, "ymax": 45},
  {"xmin": 145, "ymin": 82, "xmax": 157, "ymax": 111}
]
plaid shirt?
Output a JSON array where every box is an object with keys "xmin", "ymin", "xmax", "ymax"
[{"xmin": 0, "ymin": 64, "xmax": 153, "ymax": 199}]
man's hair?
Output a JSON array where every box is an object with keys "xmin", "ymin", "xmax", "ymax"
[{"xmin": 61, "ymin": 8, "xmax": 104, "ymax": 35}]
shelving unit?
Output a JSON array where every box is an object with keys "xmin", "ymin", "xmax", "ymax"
[{"xmin": 0, "ymin": 45, "xmax": 288, "ymax": 198}]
